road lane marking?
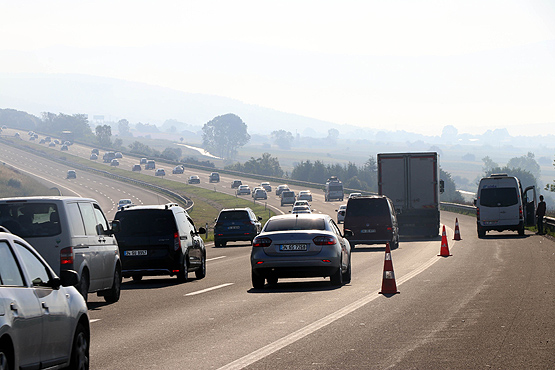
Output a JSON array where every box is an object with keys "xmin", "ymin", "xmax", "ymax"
[
  {"xmin": 217, "ymin": 238, "xmax": 453, "ymax": 370},
  {"xmin": 90, "ymin": 319, "xmax": 101, "ymax": 323},
  {"xmin": 185, "ymin": 283, "xmax": 234, "ymax": 296},
  {"xmin": 207, "ymin": 256, "xmax": 226, "ymax": 262}
]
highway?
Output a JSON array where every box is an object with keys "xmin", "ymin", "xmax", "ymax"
[{"xmin": 1, "ymin": 131, "xmax": 554, "ymax": 369}]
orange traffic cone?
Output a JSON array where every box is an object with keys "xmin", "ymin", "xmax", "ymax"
[
  {"xmin": 453, "ymin": 218, "xmax": 461, "ymax": 241},
  {"xmin": 438, "ymin": 225, "xmax": 452, "ymax": 257},
  {"xmin": 379, "ymin": 242, "xmax": 399, "ymax": 295}
]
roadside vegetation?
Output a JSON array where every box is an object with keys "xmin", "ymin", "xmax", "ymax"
[{"xmin": 0, "ymin": 164, "xmax": 58, "ymax": 198}]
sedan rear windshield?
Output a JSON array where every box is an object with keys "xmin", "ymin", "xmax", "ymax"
[
  {"xmin": 480, "ymin": 188, "xmax": 518, "ymax": 207},
  {"xmin": 264, "ymin": 218, "xmax": 325, "ymax": 232},
  {"xmin": 115, "ymin": 210, "xmax": 176, "ymax": 236},
  {"xmin": 0, "ymin": 202, "xmax": 61, "ymax": 237}
]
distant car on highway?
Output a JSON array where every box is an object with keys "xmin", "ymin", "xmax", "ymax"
[
  {"xmin": 336, "ymin": 204, "xmax": 347, "ymax": 223},
  {"xmin": 275, "ymin": 184, "xmax": 289, "ymax": 196},
  {"xmin": 213, "ymin": 208, "xmax": 262, "ymax": 248},
  {"xmin": 91, "ymin": 148, "xmax": 99, "ymax": 154},
  {"xmin": 209, "ymin": 172, "xmax": 220, "ymax": 183},
  {"xmin": 250, "ymin": 214, "xmax": 351, "ymax": 288},
  {"xmin": 66, "ymin": 170, "xmax": 77, "ymax": 179},
  {"xmin": 348, "ymin": 192, "xmax": 362, "ymax": 199},
  {"xmin": 145, "ymin": 160, "xmax": 156, "ymax": 170},
  {"xmin": 280, "ymin": 190, "xmax": 296, "ymax": 206},
  {"xmin": 237, "ymin": 184, "xmax": 251, "ymax": 195},
  {"xmin": 290, "ymin": 205, "xmax": 311, "ymax": 214},
  {"xmin": 132, "ymin": 164, "xmax": 142, "ymax": 171},
  {"xmin": 231, "ymin": 179, "xmax": 242, "ymax": 188},
  {"xmin": 253, "ymin": 188, "xmax": 268, "ymax": 200},
  {"xmin": 155, "ymin": 168, "xmax": 165, "ymax": 176},
  {"xmin": 0, "ymin": 229, "xmax": 90, "ymax": 370},
  {"xmin": 48, "ymin": 142, "xmax": 56, "ymax": 147},
  {"xmin": 140, "ymin": 158, "xmax": 147, "ymax": 165},
  {"xmin": 261, "ymin": 182, "xmax": 272, "ymax": 192},
  {"xmin": 113, "ymin": 203, "xmax": 206, "ymax": 282},
  {"xmin": 61, "ymin": 144, "xmax": 68, "ymax": 151},
  {"xmin": 172, "ymin": 165, "xmax": 184, "ymax": 174},
  {"xmin": 117, "ymin": 199, "xmax": 134, "ymax": 210},
  {"xmin": 297, "ymin": 190, "xmax": 313, "ymax": 202},
  {"xmin": 90, "ymin": 153, "xmax": 98, "ymax": 160},
  {"xmin": 110, "ymin": 159, "xmax": 119, "ymax": 166},
  {"xmin": 115, "ymin": 152, "xmax": 123, "ymax": 158},
  {"xmin": 188, "ymin": 175, "xmax": 201, "ymax": 184},
  {"xmin": 293, "ymin": 200, "xmax": 310, "ymax": 209}
]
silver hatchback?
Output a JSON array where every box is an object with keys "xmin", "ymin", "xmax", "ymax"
[{"xmin": 250, "ymin": 214, "xmax": 351, "ymax": 289}]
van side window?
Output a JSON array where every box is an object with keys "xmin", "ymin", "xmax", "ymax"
[
  {"xmin": 78, "ymin": 202, "xmax": 97, "ymax": 235},
  {"xmin": 66, "ymin": 202, "xmax": 86, "ymax": 236},
  {"xmin": 93, "ymin": 204, "xmax": 109, "ymax": 234}
]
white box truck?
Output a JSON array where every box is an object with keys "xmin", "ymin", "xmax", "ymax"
[{"xmin": 378, "ymin": 152, "xmax": 440, "ymax": 237}]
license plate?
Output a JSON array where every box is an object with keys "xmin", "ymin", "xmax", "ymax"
[
  {"xmin": 483, "ymin": 221, "xmax": 497, "ymax": 225},
  {"xmin": 228, "ymin": 226, "xmax": 240, "ymax": 230},
  {"xmin": 124, "ymin": 250, "xmax": 147, "ymax": 256},
  {"xmin": 361, "ymin": 229, "xmax": 376, "ymax": 233},
  {"xmin": 279, "ymin": 244, "xmax": 308, "ymax": 251}
]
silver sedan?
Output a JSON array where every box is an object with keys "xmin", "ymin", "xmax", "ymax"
[{"xmin": 250, "ymin": 214, "xmax": 351, "ymax": 289}]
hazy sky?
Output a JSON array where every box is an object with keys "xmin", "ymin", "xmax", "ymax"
[{"xmin": 1, "ymin": 0, "xmax": 554, "ymax": 136}]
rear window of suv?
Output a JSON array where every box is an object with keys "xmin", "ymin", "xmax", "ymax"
[
  {"xmin": 346, "ymin": 198, "xmax": 389, "ymax": 217},
  {"xmin": 480, "ymin": 188, "xmax": 518, "ymax": 207},
  {"xmin": 115, "ymin": 210, "xmax": 176, "ymax": 236},
  {"xmin": 217, "ymin": 210, "xmax": 249, "ymax": 222}
]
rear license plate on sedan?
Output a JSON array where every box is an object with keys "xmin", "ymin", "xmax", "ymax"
[
  {"xmin": 361, "ymin": 229, "xmax": 376, "ymax": 233},
  {"xmin": 124, "ymin": 250, "xmax": 147, "ymax": 256},
  {"xmin": 279, "ymin": 244, "xmax": 309, "ymax": 251}
]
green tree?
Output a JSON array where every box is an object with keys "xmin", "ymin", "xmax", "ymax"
[
  {"xmin": 160, "ymin": 147, "xmax": 182, "ymax": 161},
  {"xmin": 118, "ymin": 119, "xmax": 132, "ymax": 137},
  {"xmin": 128, "ymin": 141, "xmax": 160, "ymax": 157},
  {"xmin": 440, "ymin": 168, "xmax": 464, "ymax": 203},
  {"xmin": 482, "ymin": 156, "xmax": 499, "ymax": 173},
  {"xmin": 95, "ymin": 125, "xmax": 112, "ymax": 146},
  {"xmin": 202, "ymin": 114, "xmax": 250, "ymax": 159},
  {"xmin": 507, "ymin": 152, "xmax": 540, "ymax": 180},
  {"xmin": 226, "ymin": 153, "xmax": 283, "ymax": 177},
  {"xmin": 42, "ymin": 112, "xmax": 93, "ymax": 140},
  {"xmin": 271, "ymin": 130, "xmax": 294, "ymax": 150}
]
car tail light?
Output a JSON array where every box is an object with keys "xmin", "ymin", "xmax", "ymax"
[
  {"xmin": 476, "ymin": 207, "xmax": 480, "ymax": 221},
  {"xmin": 519, "ymin": 205, "xmax": 523, "ymax": 218},
  {"xmin": 60, "ymin": 247, "xmax": 73, "ymax": 265},
  {"xmin": 174, "ymin": 232, "xmax": 181, "ymax": 251},
  {"xmin": 313, "ymin": 235, "xmax": 337, "ymax": 245},
  {"xmin": 253, "ymin": 237, "xmax": 272, "ymax": 248}
]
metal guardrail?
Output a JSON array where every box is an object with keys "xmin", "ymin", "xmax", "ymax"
[{"xmin": 0, "ymin": 137, "xmax": 194, "ymax": 212}]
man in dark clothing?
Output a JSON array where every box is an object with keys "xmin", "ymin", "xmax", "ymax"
[{"xmin": 536, "ymin": 195, "xmax": 546, "ymax": 235}]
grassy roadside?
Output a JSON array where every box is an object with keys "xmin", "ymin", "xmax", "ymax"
[
  {"xmin": 0, "ymin": 164, "xmax": 59, "ymax": 197},
  {"xmin": 2, "ymin": 138, "xmax": 276, "ymax": 240}
]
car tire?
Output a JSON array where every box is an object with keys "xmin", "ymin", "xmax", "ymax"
[
  {"xmin": 342, "ymin": 261, "xmax": 352, "ymax": 284},
  {"xmin": 69, "ymin": 323, "xmax": 90, "ymax": 370},
  {"xmin": 266, "ymin": 276, "xmax": 278, "ymax": 286},
  {"xmin": 103, "ymin": 268, "xmax": 121, "ymax": 303},
  {"xmin": 132, "ymin": 275, "xmax": 143, "ymax": 282},
  {"xmin": 77, "ymin": 270, "xmax": 89, "ymax": 303},
  {"xmin": 195, "ymin": 253, "xmax": 206, "ymax": 279},
  {"xmin": 518, "ymin": 225, "xmax": 525, "ymax": 236},
  {"xmin": 251, "ymin": 270, "xmax": 265, "ymax": 289},
  {"xmin": 177, "ymin": 258, "xmax": 189, "ymax": 283},
  {"xmin": 0, "ymin": 346, "xmax": 13, "ymax": 370},
  {"xmin": 330, "ymin": 265, "xmax": 343, "ymax": 286},
  {"xmin": 477, "ymin": 226, "xmax": 486, "ymax": 238}
]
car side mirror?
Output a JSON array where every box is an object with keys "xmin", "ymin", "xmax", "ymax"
[
  {"xmin": 60, "ymin": 270, "xmax": 79, "ymax": 287},
  {"xmin": 343, "ymin": 229, "xmax": 353, "ymax": 237},
  {"xmin": 111, "ymin": 220, "xmax": 121, "ymax": 234},
  {"xmin": 258, "ymin": 216, "xmax": 262, "ymax": 221},
  {"xmin": 197, "ymin": 227, "xmax": 206, "ymax": 234},
  {"xmin": 473, "ymin": 199, "xmax": 477, "ymax": 206}
]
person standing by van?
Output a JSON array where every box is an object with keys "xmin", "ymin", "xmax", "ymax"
[{"xmin": 536, "ymin": 195, "xmax": 546, "ymax": 235}]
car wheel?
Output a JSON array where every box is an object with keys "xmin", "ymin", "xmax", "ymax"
[
  {"xmin": 342, "ymin": 261, "xmax": 352, "ymax": 284},
  {"xmin": 177, "ymin": 258, "xmax": 189, "ymax": 283},
  {"xmin": 330, "ymin": 265, "xmax": 343, "ymax": 286},
  {"xmin": 103, "ymin": 268, "xmax": 121, "ymax": 303},
  {"xmin": 518, "ymin": 225, "xmax": 525, "ymax": 236},
  {"xmin": 477, "ymin": 227, "xmax": 486, "ymax": 238},
  {"xmin": 195, "ymin": 253, "xmax": 206, "ymax": 279},
  {"xmin": 77, "ymin": 271, "xmax": 89, "ymax": 303},
  {"xmin": 69, "ymin": 323, "xmax": 90, "ymax": 370},
  {"xmin": 132, "ymin": 275, "xmax": 143, "ymax": 282},
  {"xmin": 0, "ymin": 346, "xmax": 13, "ymax": 370},
  {"xmin": 266, "ymin": 276, "xmax": 278, "ymax": 286},
  {"xmin": 251, "ymin": 270, "xmax": 265, "ymax": 289}
]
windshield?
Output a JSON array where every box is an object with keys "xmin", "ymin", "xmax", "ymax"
[
  {"xmin": 264, "ymin": 217, "xmax": 325, "ymax": 232},
  {"xmin": 115, "ymin": 210, "xmax": 176, "ymax": 236},
  {"xmin": 480, "ymin": 188, "xmax": 518, "ymax": 207},
  {"xmin": 0, "ymin": 202, "xmax": 61, "ymax": 237}
]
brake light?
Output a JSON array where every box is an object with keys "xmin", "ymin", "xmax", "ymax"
[
  {"xmin": 174, "ymin": 232, "xmax": 181, "ymax": 251},
  {"xmin": 60, "ymin": 247, "xmax": 73, "ymax": 265},
  {"xmin": 313, "ymin": 236, "xmax": 337, "ymax": 245},
  {"xmin": 252, "ymin": 237, "xmax": 272, "ymax": 248},
  {"xmin": 476, "ymin": 207, "xmax": 480, "ymax": 221},
  {"xmin": 519, "ymin": 205, "xmax": 523, "ymax": 218}
]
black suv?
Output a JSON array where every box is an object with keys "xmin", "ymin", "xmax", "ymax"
[
  {"xmin": 209, "ymin": 172, "xmax": 220, "ymax": 183},
  {"xmin": 113, "ymin": 203, "xmax": 206, "ymax": 282},
  {"xmin": 231, "ymin": 180, "xmax": 242, "ymax": 188},
  {"xmin": 343, "ymin": 195, "xmax": 399, "ymax": 249},
  {"xmin": 213, "ymin": 208, "xmax": 262, "ymax": 247}
]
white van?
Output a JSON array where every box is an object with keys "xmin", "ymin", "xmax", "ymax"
[
  {"xmin": 0, "ymin": 196, "xmax": 122, "ymax": 303},
  {"xmin": 475, "ymin": 174, "xmax": 535, "ymax": 238}
]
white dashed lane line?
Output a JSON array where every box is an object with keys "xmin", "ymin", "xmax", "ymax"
[{"xmin": 185, "ymin": 283, "xmax": 234, "ymax": 296}]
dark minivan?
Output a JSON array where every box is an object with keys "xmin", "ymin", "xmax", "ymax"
[
  {"xmin": 343, "ymin": 195, "xmax": 399, "ymax": 249},
  {"xmin": 113, "ymin": 203, "xmax": 206, "ymax": 282},
  {"xmin": 213, "ymin": 208, "xmax": 262, "ymax": 247}
]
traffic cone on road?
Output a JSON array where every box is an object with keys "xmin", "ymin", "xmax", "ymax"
[
  {"xmin": 453, "ymin": 218, "xmax": 462, "ymax": 241},
  {"xmin": 438, "ymin": 225, "xmax": 452, "ymax": 257},
  {"xmin": 379, "ymin": 243, "xmax": 399, "ymax": 295}
]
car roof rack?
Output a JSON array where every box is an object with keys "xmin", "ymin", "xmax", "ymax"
[{"xmin": 165, "ymin": 203, "xmax": 179, "ymax": 209}]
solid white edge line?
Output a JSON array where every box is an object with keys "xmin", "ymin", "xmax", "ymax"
[
  {"xmin": 185, "ymin": 283, "xmax": 234, "ymax": 296},
  {"xmin": 207, "ymin": 256, "xmax": 226, "ymax": 262},
  {"xmin": 218, "ymin": 231, "xmax": 453, "ymax": 370}
]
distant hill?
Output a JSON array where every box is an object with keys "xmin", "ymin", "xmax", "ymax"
[{"xmin": 0, "ymin": 73, "xmax": 360, "ymax": 137}]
